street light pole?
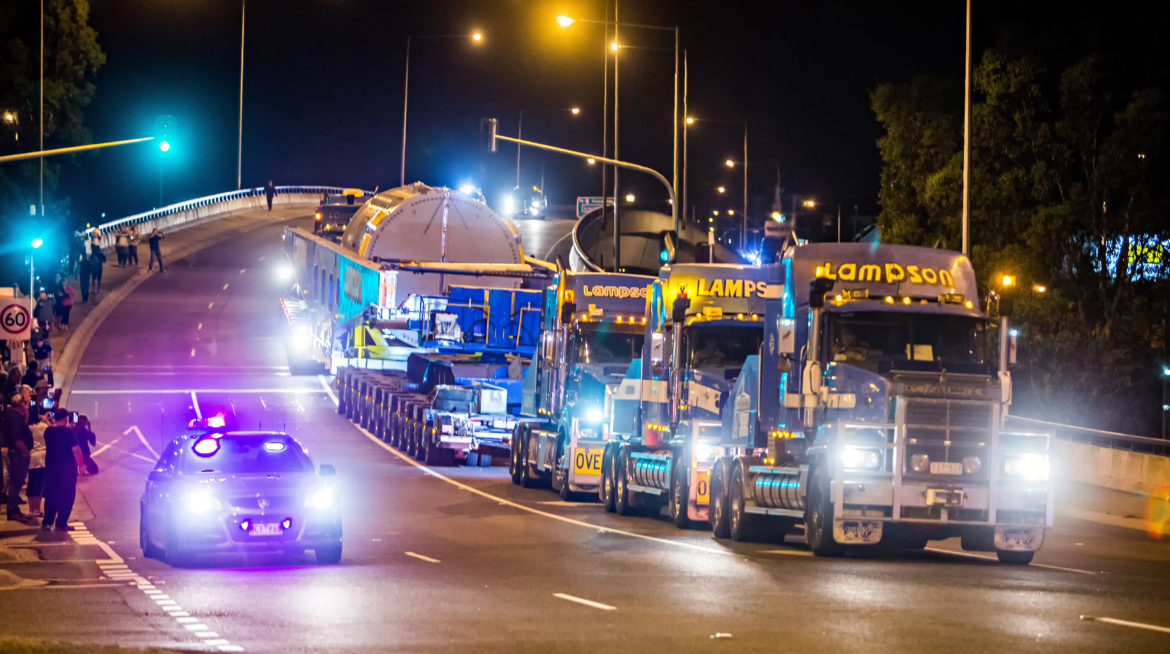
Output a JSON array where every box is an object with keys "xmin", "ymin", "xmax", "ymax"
[
  {"xmin": 237, "ymin": 0, "xmax": 245, "ymax": 190},
  {"xmin": 741, "ymin": 122, "xmax": 748, "ymax": 252}
]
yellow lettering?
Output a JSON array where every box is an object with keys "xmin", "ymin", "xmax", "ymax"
[
  {"xmin": 725, "ymin": 279, "xmax": 743, "ymax": 297},
  {"xmin": 921, "ymin": 268, "xmax": 938, "ymax": 284},
  {"xmin": 885, "ymin": 263, "xmax": 905, "ymax": 282},
  {"xmin": 820, "ymin": 263, "xmax": 836, "ymax": 279},
  {"xmin": 859, "ymin": 264, "xmax": 881, "ymax": 281},
  {"xmin": 838, "ymin": 263, "xmax": 856, "ymax": 281},
  {"xmin": 907, "ymin": 265, "xmax": 923, "ymax": 283},
  {"xmin": 758, "ymin": 280, "xmax": 772, "ymax": 297},
  {"xmin": 697, "ymin": 279, "xmax": 710, "ymax": 296},
  {"xmin": 744, "ymin": 280, "xmax": 757, "ymax": 297},
  {"xmin": 710, "ymin": 279, "xmax": 724, "ymax": 296},
  {"xmin": 938, "ymin": 270, "xmax": 954, "ymax": 288}
]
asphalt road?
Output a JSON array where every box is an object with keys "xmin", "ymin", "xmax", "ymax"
[{"xmin": 1, "ymin": 212, "xmax": 1168, "ymax": 653}]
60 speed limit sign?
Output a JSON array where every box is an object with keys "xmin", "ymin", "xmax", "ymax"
[{"xmin": 1, "ymin": 300, "xmax": 32, "ymax": 340}]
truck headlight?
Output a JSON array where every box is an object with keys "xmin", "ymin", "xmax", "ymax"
[
  {"xmin": 305, "ymin": 486, "xmax": 336, "ymax": 510},
  {"xmin": 962, "ymin": 455, "xmax": 982, "ymax": 475},
  {"xmin": 693, "ymin": 442, "xmax": 717, "ymax": 462},
  {"xmin": 182, "ymin": 489, "xmax": 220, "ymax": 514},
  {"xmin": 582, "ymin": 407, "xmax": 604, "ymax": 425},
  {"xmin": 841, "ymin": 446, "xmax": 881, "ymax": 470},
  {"xmin": 1003, "ymin": 454, "xmax": 1048, "ymax": 482},
  {"xmin": 910, "ymin": 453, "xmax": 930, "ymax": 473},
  {"xmin": 291, "ymin": 325, "xmax": 312, "ymax": 351}
]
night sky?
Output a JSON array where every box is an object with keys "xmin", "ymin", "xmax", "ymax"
[{"xmin": 52, "ymin": 0, "xmax": 1163, "ymax": 228}]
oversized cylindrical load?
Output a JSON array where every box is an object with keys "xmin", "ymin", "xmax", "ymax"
[
  {"xmin": 629, "ymin": 455, "xmax": 670, "ymax": 491},
  {"xmin": 339, "ymin": 183, "xmax": 525, "ymax": 299},
  {"xmin": 749, "ymin": 470, "xmax": 804, "ymax": 510}
]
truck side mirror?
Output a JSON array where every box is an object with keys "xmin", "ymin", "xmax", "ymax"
[
  {"xmin": 809, "ymin": 278, "xmax": 835, "ymax": 309},
  {"xmin": 560, "ymin": 301, "xmax": 576, "ymax": 325},
  {"xmin": 671, "ymin": 297, "xmax": 690, "ymax": 324}
]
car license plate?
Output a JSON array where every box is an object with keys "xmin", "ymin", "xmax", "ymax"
[
  {"xmin": 572, "ymin": 448, "xmax": 604, "ymax": 476},
  {"xmin": 250, "ymin": 522, "xmax": 282, "ymax": 536},
  {"xmin": 930, "ymin": 461, "xmax": 962, "ymax": 475},
  {"xmin": 694, "ymin": 470, "xmax": 710, "ymax": 504}
]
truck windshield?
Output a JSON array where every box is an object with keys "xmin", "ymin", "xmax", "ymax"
[
  {"xmin": 826, "ymin": 312, "xmax": 985, "ymax": 372},
  {"xmin": 576, "ymin": 325, "xmax": 644, "ymax": 363},
  {"xmin": 687, "ymin": 325, "xmax": 764, "ymax": 369},
  {"xmin": 432, "ymin": 387, "xmax": 475, "ymax": 411}
]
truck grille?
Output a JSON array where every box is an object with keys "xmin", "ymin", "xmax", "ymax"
[{"xmin": 901, "ymin": 397, "xmax": 994, "ymax": 480}]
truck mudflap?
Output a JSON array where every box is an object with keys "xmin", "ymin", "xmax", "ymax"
[
  {"xmin": 567, "ymin": 440, "xmax": 606, "ymax": 491},
  {"xmin": 995, "ymin": 526, "xmax": 1045, "ymax": 551}
]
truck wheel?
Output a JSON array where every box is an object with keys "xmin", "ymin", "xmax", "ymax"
[
  {"xmin": 519, "ymin": 429, "xmax": 540, "ymax": 488},
  {"xmin": 423, "ymin": 430, "xmax": 442, "ymax": 466},
  {"xmin": 709, "ymin": 459, "xmax": 730, "ymax": 539},
  {"xmin": 669, "ymin": 456, "xmax": 692, "ymax": 529},
  {"xmin": 996, "ymin": 550, "xmax": 1034, "ymax": 565},
  {"xmin": 556, "ymin": 438, "xmax": 577, "ymax": 502},
  {"xmin": 960, "ymin": 527, "xmax": 994, "ymax": 552},
  {"xmin": 411, "ymin": 422, "xmax": 425, "ymax": 461},
  {"xmin": 614, "ymin": 448, "xmax": 637, "ymax": 516},
  {"xmin": 600, "ymin": 444, "xmax": 616, "ymax": 512},
  {"xmin": 509, "ymin": 424, "xmax": 524, "ymax": 485},
  {"xmin": 805, "ymin": 465, "xmax": 843, "ymax": 556},
  {"xmin": 728, "ymin": 461, "xmax": 760, "ymax": 542}
]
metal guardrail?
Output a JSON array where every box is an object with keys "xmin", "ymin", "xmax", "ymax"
[
  {"xmin": 1006, "ymin": 414, "xmax": 1170, "ymax": 457},
  {"xmin": 92, "ymin": 185, "xmax": 372, "ymax": 249},
  {"xmin": 570, "ymin": 209, "xmax": 605, "ymax": 272}
]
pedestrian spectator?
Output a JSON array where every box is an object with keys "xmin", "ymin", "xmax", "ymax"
[
  {"xmin": 32, "ymin": 336, "xmax": 51, "ymax": 375},
  {"xmin": 34, "ymin": 290, "xmax": 53, "ymax": 340},
  {"xmin": 26, "ymin": 411, "xmax": 49, "ymax": 519},
  {"xmin": 21, "ymin": 362, "xmax": 42, "ymax": 395},
  {"xmin": 115, "ymin": 228, "xmax": 130, "ymax": 267},
  {"xmin": 75, "ymin": 415, "xmax": 98, "ymax": 475},
  {"xmin": 5, "ymin": 392, "xmax": 35, "ymax": 523},
  {"xmin": 90, "ymin": 247, "xmax": 105, "ymax": 296},
  {"xmin": 78, "ymin": 249, "xmax": 91, "ymax": 304},
  {"xmin": 148, "ymin": 229, "xmax": 165, "ymax": 272},
  {"xmin": 266, "ymin": 180, "xmax": 276, "ymax": 211},
  {"xmin": 57, "ymin": 281, "xmax": 74, "ymax": 332},
  {"xmin": 41, "ymin": 408, "xmax": 82, "ymax": 532},
  {"xmin": 128, "ymin": 226, "xmax": 140, "ymax": 266},
  {"xmin": 2, "ymin": 365, "xmax": 21, "ymax": 405},
  {"xmin": 52, "ymin": 274, "xmax": 66, "ymax": 325}
]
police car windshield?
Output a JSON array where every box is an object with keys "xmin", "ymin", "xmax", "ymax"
[
  {"xmin": 576, "ymin": 325, "xmax": 644, "ymax": 363},
  {"xmin": 688, "ymin": 325, "xmax": 764, "ymax": 369},
  {"xmin": 183, "ymin": 435, "xmax": 313, "ymax": 474},
  {"xmin": 827, "ymin": 312, "xmax": 984, "ymax": 373}
]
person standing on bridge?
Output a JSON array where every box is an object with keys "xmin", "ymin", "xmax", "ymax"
[
  {"xmin": 128, "ymin": 226, "xmax": 140, "ymax": 267},
  {"xmin": 265, "ymin": 180, "xmax": 276, "ymax": 211},
  {"xmin": 148, "ymin": 229, "xmax": 165, "ymax": 273},
  {"xmin": 4, "ymin": 392, "xmax": 35, "ymax": 524},
  {"xmin": 41, "ymin": 409, "xmax": 82, "ymax": 532}
]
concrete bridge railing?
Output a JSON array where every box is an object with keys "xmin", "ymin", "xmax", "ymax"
[{"xmin": 92, "ymin": 185, "xmax": 366, "ymax": 248}]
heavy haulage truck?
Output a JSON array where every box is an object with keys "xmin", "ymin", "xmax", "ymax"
[
  {"xmin": 601, "ymin": 264, "xmax": 775, "ymax": 526},
  {"xmin": 510, "ymin": 272, "xmax": 654, "ymax": 500},
  {"xmin": 710, "ymin": 242, "xmax": 1052, "ymax": 564}
]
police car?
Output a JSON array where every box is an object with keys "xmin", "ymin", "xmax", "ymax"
[{"xmin": 139, "ymin": 417, "xmax": 342, "ymax": 565}]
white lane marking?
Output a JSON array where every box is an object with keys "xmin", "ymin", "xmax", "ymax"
[
  {"xmin": 323, "ymin": 381, "xmax": 734, "ymax": 558},
  {"xmin": 189, "ymin": 348, "xmax": 196, "ymax": 358},
  {"xmin": 74, "ymin": 388, "xmax": 326, "ymax": 395},
  {"xmin": 176, "ymin": 617, "xmax": 199, "ymax": 624},
  {"xmin": 553, "ymin": 593, "xmax": 617, "ymax": 611},
  {"xmin": 90, "ymin": 436, "xmax": 122, "ymax": 458},
  {"xmin": 191, "ymin": 391, "xmax": 203, "ymax": 419},
  {"xmin": 759, "ymin": 549, "xmax": 814, "ymax": 557},
  {"xmin": 208, "ymin": 302, "xmax": 214, "ymax": 309},
  {"xmin": 123, "ymin": 425, "xmax": 160, "ymax": 460},
  {"xmin": 924, "ymin": 547, "xmax": 1097, "ymax": 575},
  {"xmin": 125, "ymin": 452, "xmax": 157, "ymax": 463},
  {"xmin": 185, "ymin": 624, "xmax": 211, "ymax": 631},
  {"xmin": 239, "ymin": 268, "xmax": 246, "ymax": 274},
  {"xmin": 75, "ymin": 372, "xmax": 292, "ymax": 378},
  {"xmin": 197, "ymin": 322, "xmax": 203, "ymax": 330},
  {"xmin": 1081, "ymin": 615, "xmax": 1170, "ymax": 634},
  {"xmin": 196, "ymin": 632, "xmax": 220, "ymax": 638},
  {"xmin": 404, "ymin": 551, "xmax": 440, "ymax": 563},
  {"xmin": 317, "ymin": 375, "xmax": 339, "ymax": 405},
  {"xmin": 222, "ymin": 283, "xmax": 229, "ymax": 290}
]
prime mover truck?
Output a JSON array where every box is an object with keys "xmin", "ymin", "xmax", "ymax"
[{"xmin": 710, "ymin": 242, "xmax": 1052, "ymax": 564}]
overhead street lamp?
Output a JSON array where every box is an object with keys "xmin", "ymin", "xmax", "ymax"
[
  {"xmin": 558, "ymin": 14, "xmax": 679, "ymax": 270},
  {"xmin": 689, "ymin": 116, "xmax": 748, "ymax": 250},
  {"xmin": 401, "ymin": 31, "xmax": 484, "ymax": 187}
]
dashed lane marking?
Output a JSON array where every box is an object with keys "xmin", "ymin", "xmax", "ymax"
[
  {"xmin": 222, "ymin": 283, "xmax": 229, "ymax": 291},
  {"xmin": 89, "ymin": 436, "xmax": 121, "ymax": 458},
  {"xmin": 208, "ymin": 302, "xmax": 214, "ymax": 309},
  {"xmin": 759, "ymin": 549, "xmax": 814, "ymax": 557},
  {"xmin": 404, "ymin": 551, "xmax": 440, "ymax": 563},
  {"xmin": 317, "ymin": 376, "xmax": 733, "ymax": 558},
  {"xmin": 553, "ymin": 593, "xmax": 617, "ymax": 611},
  {"xmin": 73, "ymin": 387, "xmax": 326, "ymax": 395},
  {"xmin": 191, "ymin": 392, "xmax": 203, "ymax": 419},
  {"xmin": 57, "ymin": 523, "xmax": 247, "ymax": 651},
  {"xmin": 1081, "ymin": 615, "xmax": 1170, "ymax": 634},
  {"xmin": 197, "ymin": 322, "xmax": 203, "ymax": 330},
  {"xmin": 189, "ymin": 348, "xmax": 196, "ymax": 358}
]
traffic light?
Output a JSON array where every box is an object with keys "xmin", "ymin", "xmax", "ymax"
[
  {"xmin": 658, "ymin": 231, "xmax": 676, "ymax": 264},
  {"xmin": 155, "ymin": 114, "xmax": 176, "ymax": 152}
]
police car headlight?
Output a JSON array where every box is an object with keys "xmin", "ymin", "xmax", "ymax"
[
  {"xmin": 305, "ymin": 486, "xmax": 336, "ymax": 510},
  {"xmin": 841, "ymin": 446, "xmax": 881, "ymax": 470},
  {"xmin": 182, "ymin": 489, "xmax": 220, "ymax": 514},
  {"xmin": 582, "ymin": 407, "xmax": 604, "ymax": 425},
  {"xmin": 910, "ymin": 453, "xmax": 931, "ymax": 473},
  {"xmin": 291, "ymin": 325, "xmax": 312, "ymax": 351},
  {"xmin": 1003, "ymin": 454, "xmax": 1048, "ymax": 482},
  {"xmin": 693, "ymin": 442, "xmax": 717, "ymax": 462}
]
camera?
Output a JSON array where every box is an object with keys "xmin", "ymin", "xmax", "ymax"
[
  {"xmin": 72, "ymin": 412, "xmax": 79, "ymax": 423},
  {"xmin": 41, "ymin": 397, "xmax": 54, "ymax": 410}
]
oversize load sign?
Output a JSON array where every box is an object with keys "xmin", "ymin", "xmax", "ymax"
[{"xmin": 1, "ymin": 300, "xmax": 31, "ymax": 340}]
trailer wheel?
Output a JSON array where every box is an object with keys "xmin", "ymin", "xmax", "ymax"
[
  {"xmin": 556, "ymin": 436, "xmax": 577, "ymax": 501},
  {"xmin": 996, "ymin": 550, "xmax": 1034, "ymax": 565},
  {"xmin": 709, "ymin": 459, "xmax": 731, "ymax": 538},
  {"xmin": 669, "ymin": 455, "xmax": 692, "ymax": 529},
  {"xmin": 615, "ymin": 448, "xmax": 637, "ymax": 516},
  {"xmin": 509, "ymin": 424, "xmax": 525, "ymax": 485},
  {"xmin": 600, "ymin": 444, "xmax": 617, "ymax": 512},
  {"xmin": 519, "ymin": 428, "xmax": 541, "ymax": 488},
  {"xmin": 423, "ymin": 428, "xmax": 443, "ymax": 466},
  {"xmin": 729, "ymin": 461, "xmax": 760, "ymax": 542},
  {"xmin": 805, "ymin": 465, "xmax": 843, "ymax": 556}
]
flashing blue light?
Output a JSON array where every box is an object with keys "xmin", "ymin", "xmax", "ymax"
[
  {"xmin": 1009, "ymin": 328, "xmax": 1019, "ymax": 337},
  {"xmin": 1163, "ymin": 367, "xmax": 1170, "ymax": 377},
  {"xmin": 30, "ymin": 238, "xmax": 43, "ymax": 249},
  {"xmin": 263, "ymin": 440, "xmax": 287, "ymax": 453}
]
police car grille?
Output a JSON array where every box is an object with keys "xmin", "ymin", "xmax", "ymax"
[{"xmin": 229, "ymin": 495, "xmax": 298, "ymax": 511}]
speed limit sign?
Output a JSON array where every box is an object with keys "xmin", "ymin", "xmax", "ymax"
[{"xmin": 1, "ymin": 300, "xmax": 32, "ymax": 340}]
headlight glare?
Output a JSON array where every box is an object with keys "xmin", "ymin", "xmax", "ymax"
[
  {"xmin": 583, "ymin": 407, "xmax": 604, "ymax": 425},
  {"xmin": 841, "ymin": 446, "xmax": 881, "ymax": 470},
  {"xmin": 910, "ymin": 453, "xmax": 931, "ymax": 473},
  {"xmin": 182, "ymin": 489, "xmax": 219, "ymax": 514},
  {"xmin": 693, "ymin": 442, "xmax": 717, "ymax": 462},
  {"xmin": 1003, "ymin": 453, "xmax": 1048, "ymax": 481},
  {"xmin": 306, "ymin": 486, "xmax": 336, "ymax": 510}
]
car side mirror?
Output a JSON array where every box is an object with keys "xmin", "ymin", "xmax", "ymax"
[
  {"xmin": 319, "ymin": 464, "xmax": 336, "ymax": 477},
  {"xmin": 147, "ymin": 469, "xmax": 169, "ymax": 482}
]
